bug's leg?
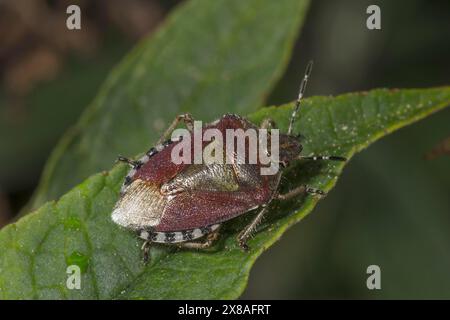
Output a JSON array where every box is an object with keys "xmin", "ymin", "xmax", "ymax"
[
  {"xmin": 277, "ymin": 185, "xmax": 326, "ymax": 200},
  {"xmin": 260, "ymin": 118, "xmax": 277, "ymax": 130},
  {"xmin": 298, "ymin": 155, "xmax": 347, "ymax": 162},
  {"xmin": 237, "ymin": 204, "xmax": 270, "ymax": 252},
  {"xmin": 116, "ymin": 156, "xmax": 140, "ymax": 168},
  {"xmin": 138, "ymin": 228, "xmax": 155, "ymax": 264},
  {"xmin": 305, "ymin": 186, "xmax": 326, "ymax": 196},
  {"xmin": 277, "ymin": 185, "xmax": 306, "ymax": 200},
  {"xmin": 177, "ymin": 226, "xmax": 221, "ymax": 249},
  {"xmin": 156, "ymin": 113, "xmax": 195, "ymax": 145},
  {"xmin": 141, "ymin": 240, "xmax": 152, "ymax": 264}
]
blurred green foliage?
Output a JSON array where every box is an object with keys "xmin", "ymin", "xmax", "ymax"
[{"xmin": 0, "ymin": 36, "xmax": 131, "ymax": 193}]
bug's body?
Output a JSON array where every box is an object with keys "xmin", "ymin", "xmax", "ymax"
[
  {"xmin": 111, "ymin": 61, "xmax": 346, "ymax": 261},
  {"xmin": 112, "ymin": 114, "xmax": 291, "ymax": 243}
]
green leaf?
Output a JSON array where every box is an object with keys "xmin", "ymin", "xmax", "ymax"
[
  {"xmin": 1, "ymin": 87, "xmax": 449, "ymax": 299},
  {"xmin": 29, "ymin": 0, "xmax": 310, "ymax": 211}
]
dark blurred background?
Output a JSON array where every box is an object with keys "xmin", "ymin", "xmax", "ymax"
[{"xmin": 0, "ymin": 0, "xmax": 449, "ymax": 298}]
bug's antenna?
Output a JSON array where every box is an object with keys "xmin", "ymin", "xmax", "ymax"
[{"xmin": 288, "ymin": 60, "xmax": 313, "ymax": 135}]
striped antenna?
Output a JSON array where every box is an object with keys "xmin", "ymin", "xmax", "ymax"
[{"xmin": 287, "ymin": 60, "xmax": 313, "ymax": 135}]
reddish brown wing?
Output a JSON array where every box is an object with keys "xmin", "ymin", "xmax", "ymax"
[
  {"xmin": 133, "ymin": 114, "xmax": 259, "ymax": 186},
  {"xmin": 154, "ymin": 187, "xmax": 271, "ymax": 232}
]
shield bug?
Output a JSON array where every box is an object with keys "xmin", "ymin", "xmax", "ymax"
[{"xmin": 112, "ymin": 61, "xmax": 346, "ymax": 262}]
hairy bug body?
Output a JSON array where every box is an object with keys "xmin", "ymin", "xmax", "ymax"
[{"xmin": 112, "ymin": 61, "xmax": 346, "ymax": 262}]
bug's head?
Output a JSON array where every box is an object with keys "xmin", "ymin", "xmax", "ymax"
[{"xmin": 278, "ymin": 133, "xmax": 302, "ymax": 168}]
